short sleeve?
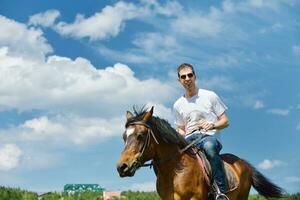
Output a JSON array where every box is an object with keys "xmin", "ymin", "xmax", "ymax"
[
  {"xmin": 173, "ymin": 106, "xmax": 185, "ymax": 127},
  {"xmin": 211, "ymin": 92, "xmax": 227, "ymax": 117}
]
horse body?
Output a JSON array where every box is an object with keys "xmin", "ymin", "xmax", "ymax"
[
  {"xmin": 152, "ymin": 139, "xmax": 251, "ymax": 200},
  {"xmin": 117, "ymin": 107, "xmax": 283, "ymax": 200},
  {"xmin": 154, "ymin": 142, "xmax": 207, "ymax": 200}
]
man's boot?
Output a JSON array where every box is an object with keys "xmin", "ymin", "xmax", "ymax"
[
  {"xmin": 210, "ymin": 155, "xmax": 229, "ymax": 200},
  {"xmin": 213, "ymin": 181, "xmax": 229, "ymax": 200},
  {"xmin": 207, "ymin": 192, "xmax": 215, "ymax": 200}
]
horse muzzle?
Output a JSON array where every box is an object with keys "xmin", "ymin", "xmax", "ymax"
[{"xmin": 117, "ymin": 160, "xmax": 141, "ymax": 177}]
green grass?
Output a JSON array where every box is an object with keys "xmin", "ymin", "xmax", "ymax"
[{"xmin": 1, "ymin": 186, "xmax": 300, "ymax": 200}]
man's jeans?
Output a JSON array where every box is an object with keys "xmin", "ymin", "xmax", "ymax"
[{"xmin": 185, "ymin": 133, "xmax": 228, "ymax": 193}]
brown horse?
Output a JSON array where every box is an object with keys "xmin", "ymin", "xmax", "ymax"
[{"xmin": 117, "ymin": 107, "xmax": 283, "ymax": 200}]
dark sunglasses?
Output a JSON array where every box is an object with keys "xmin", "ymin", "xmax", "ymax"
[{"xmin": 180, "ymin": 73, "xmax": 194, "ymax": 80}]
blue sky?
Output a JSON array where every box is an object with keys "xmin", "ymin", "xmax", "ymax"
[{"xmin": 0, "ymin": 0, "xmax": 299, "ymax": 194}]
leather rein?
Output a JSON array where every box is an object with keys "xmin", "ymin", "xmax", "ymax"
[{"xmin": 126, "ymin": 121, "xmax": 194, "ymax": 169}]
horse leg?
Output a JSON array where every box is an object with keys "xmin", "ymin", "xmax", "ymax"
[
  {"xmin": 229, "ymin": 161, "xmax": 252, "ymax": 200},
  {"xmin": 236, "ymin": 164, "xmax": 252, "ymax": 200},
  {"xmin": 235, "ymin": 184, "xmax": 251, "ymax": 200}
]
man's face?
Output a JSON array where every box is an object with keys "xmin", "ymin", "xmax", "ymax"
[{"xmin": 178, "ymin": 67, "xmax": 196, "ymax": 90}]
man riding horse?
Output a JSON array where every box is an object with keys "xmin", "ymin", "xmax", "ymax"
[
  {"xmin": 117, "ymin": 63, "xmax": 283, "ymax": 200},
  {"xmin": 173, "ymin": 63, "xmax": 229, "ymax": 200}
]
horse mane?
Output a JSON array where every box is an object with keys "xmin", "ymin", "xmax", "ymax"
[{"xmin": 126, "ymin": 106, "xmax": 192, "ymax": 153}]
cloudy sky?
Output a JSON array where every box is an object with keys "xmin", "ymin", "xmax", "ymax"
[{"xmin": 0, "ymin": 0, "xmax": 300, "ymax": 194}]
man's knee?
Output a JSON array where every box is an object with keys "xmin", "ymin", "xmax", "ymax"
[{"xmin": 202, "ymin": 138, "xmax": 220, "ymax": 158}]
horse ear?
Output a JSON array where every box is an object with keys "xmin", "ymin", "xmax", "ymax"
[
  {"xmin": 142, "ymin": 106, "xmax": 154, "ymax": 122},
  {"xmin": 126, "ymin": 111, "xmax": 134, "ymax": 121}
]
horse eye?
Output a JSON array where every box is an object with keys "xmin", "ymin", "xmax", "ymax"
[{"xmin": 137, "ymin": 134, "xmax": 145, "ymax": 140}]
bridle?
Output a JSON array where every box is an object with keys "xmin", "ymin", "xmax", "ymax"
[
  {"xmin": 124, "ymin": 120, "xmax": 212, "ymax": 191},
  {"xmin": 125, "ymin": 121, "xmax": 159, "ymax": 171},
  {"xmin": 125, "ymin": 120, "xmax": 196, "ymax": 171}
]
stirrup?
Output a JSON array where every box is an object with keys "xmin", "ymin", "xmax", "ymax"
[
  {"xmin": 215, "ymin": 193, "xmax": 229, "ymax": 200},
  {"xmin": 213, "ymin": 181, "xmax": 229, "ymax": 200}
]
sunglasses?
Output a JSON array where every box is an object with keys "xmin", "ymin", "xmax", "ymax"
[{"xmin": 180, "ymin": 73, "xmax": 194, "ymax": 80}]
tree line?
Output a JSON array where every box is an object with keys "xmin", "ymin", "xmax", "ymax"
[{"xmin": 1, "ymin": 186, "xmax": 300, "ymax": 200}]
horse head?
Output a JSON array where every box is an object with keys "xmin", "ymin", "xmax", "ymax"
[{"xmin": 117, "ymin": 106, "xmax": 157, "ymax": 177}]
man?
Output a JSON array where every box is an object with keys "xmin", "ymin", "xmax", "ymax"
[{"xmin": 173, "ymin": 63, "xmax": 229, "ymax": 199}]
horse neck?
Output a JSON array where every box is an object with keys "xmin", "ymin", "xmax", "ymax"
[
  {"xmin": 153, "ymin": 141, "xmax": 183, "ymax": 175},
  {"xmin": 154, "ymin": 143, "xmax": 207, "ymax": 195}
]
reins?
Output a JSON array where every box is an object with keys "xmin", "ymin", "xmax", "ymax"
[
  {"xmin": 126, "ymin": 120, "xmax": 212, "ymax": 188},
  {"xmin": 126, "ymin": 121, "xmax": 194, "ymax": 169}
]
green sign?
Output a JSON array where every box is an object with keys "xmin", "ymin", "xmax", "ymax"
[{"xmin": 64, "ymin": 184, "xmax": 104, "ymax": 193}]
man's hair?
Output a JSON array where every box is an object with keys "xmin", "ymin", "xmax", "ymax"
[{"xmin": 177, "ymin": 63, "xmax": 195, "ymax": 77}]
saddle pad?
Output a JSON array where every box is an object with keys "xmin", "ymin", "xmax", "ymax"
[{"xmin": 196, "ymin": 149, "xmax": 239, "ymax": 192}]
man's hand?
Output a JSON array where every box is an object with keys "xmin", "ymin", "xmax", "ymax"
[
  {"xmin": 198, "ymin": 119, "xmax": 214, "ymax": 131},
  {"xmin": 197, "ymin": 112, "xmax": 229, "ymax": 132}
]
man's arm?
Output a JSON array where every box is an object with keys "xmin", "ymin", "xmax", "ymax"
[
  {"xmin": 214, "ymin": 112, "xmax": 229, "ymax": 130},
  {"xmin": 199, "ymin": 112, "xmax": 229, "ymax": 131},
  {"xmin": 176, "ymin": 126, "xmax": 186, "ymax": 136}
]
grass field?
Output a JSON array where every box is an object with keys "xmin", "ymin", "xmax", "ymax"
[{"xmin": 1, "ymin": 186, "xmax": 299, "ymax": 200}]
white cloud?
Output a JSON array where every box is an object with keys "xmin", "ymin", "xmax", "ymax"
[
  {"xmin": 21, "ymin": 116, "xmax": 64, "ymax": 139},
  {"xmin": 292, "ymin": 45, "xmax": 300, "ymax": 55},
  {"xmin": 0, "ymin": 104, "xmax": 175, "ymax": 146},
  {"xmin": 100, "ymin": 32, "xmax": 181, "ymax": 64},
  {"xmin": 258, "ymin": 159, "xmax": 284, "ymax": 170},
  {"xmin": 0, "ymin": 51, "xmax": 176, "ymax": 116},
  {"xmin": 230, "ymin": 0, "xmax": 280, "ymax": 12},
  {"xmin": 0, "ymin": 15, "xmax": 52, "ymax": 60},
  {"xmin": 0, "ymin": 144, "xmax": 23, "ymax": 171},
  {"xmin": 0, "ymin": 114, "xmax": 124, "ymax": 146},
  {"xmin": 259, "ymin": 22, "xmax": 283, "ymax": 34},
  {"xmin": 99, "ymin": 46, "xmax": 152, "ymax": 64},
  {"xmin": 54, "ymin": 1, "xmax": 141, "ymax": 40},
  {"xmin": 127, "ymin": 181, "xmax": 156, "ymax": 192},
  {"xmin": 30, "ymin": 1, "xmax": 182, "ymax": 41},
  {"xmin": 249, "ymin": 0, "xmax": 264, "ymax": 7},
  {"xmin": 285, "ymin": 176, "xmax": 300, "ymax": 183},
  {"xmin": 21, "ymin": 150, "xmax": 61, "ymax": 170},
  {"xmin": 248, "ymin": 0, "xmax": 299, "ymax": 10},
  {"xmin": 146, "ymin": 102, "xmax": 174, "ymax": 127},
  {"xmin": 139, "ymin": 0, "xmax": 182, "ymax": 17},
  {"xmin": 296, "ymin": 122, "xmax": 300, "ymax": 130},
  {"xmin": 100, "ymin": 0, "xmax": 290, "ymax": 65},
  {"xmin": 267, "ymin": 108, "xmax": 290, "ymax": 116},
  {"xmin": 0, "ymin": 15, "xmax": 178, "ymax": 147},
  {"xmin": 254, "ymin": 100, "xmax": 264, "ymax": 109},
  {"xmin": 198, "ymin": 76, "xmax": 236, "ymax": 92},
  {"xmin": 222, "ymin": 0, "xmax": 236, "ymax": 13},
  {"xmin": 28, "ymin": 9, "xmax": 60, "ymax": 27},
  {"xmin": 206, "ymin": 54, "xmax": 240, "ymax": 68},
  {"xmin": 132, "ymin": 33, "xmax": 179, "ymax": 57},
  {"xmin": 170, "ymin": 0, "xmax": 284, "ymax": 39},
  {"xmin": 248, "ymin": 0, "xmax": 279, "ymax": 10},
  {"xmin": 171, "ymin": 8, "xmax": 223, "ymax": 38}
]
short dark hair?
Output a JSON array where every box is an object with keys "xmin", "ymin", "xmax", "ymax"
[{"xmin": 177, "ymin": 63, "xmax": 195, "ymax": 77}]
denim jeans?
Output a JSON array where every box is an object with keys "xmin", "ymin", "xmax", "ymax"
[{"xmin": 185, "ymin": 132, "xmax": 228, "ymax": 193}]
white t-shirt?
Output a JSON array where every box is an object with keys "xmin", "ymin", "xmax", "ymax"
[{"xmin": 173, "ymin": 88, "xmax": 227, "ymax": 139}]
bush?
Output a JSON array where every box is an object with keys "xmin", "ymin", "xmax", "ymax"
[{"xmin": 0, "ymin": 186, "xmax": 38, "ymax": 200}]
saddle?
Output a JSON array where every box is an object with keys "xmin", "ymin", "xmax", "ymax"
[{"xmin": 192, "ymin": 148, "xmax": 239, "ymax": 192}]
